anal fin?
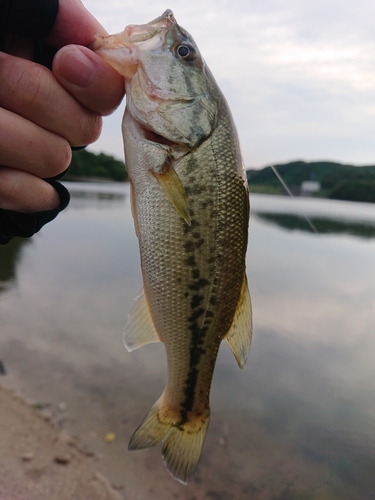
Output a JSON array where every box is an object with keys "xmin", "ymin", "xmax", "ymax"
[
  {"xmin": 124, "ymin": 290, "xmax": 161, "ymax": 351},
  {"xmin": 224, "ymin": 274, "xmax": 252, "ymax": 369}
]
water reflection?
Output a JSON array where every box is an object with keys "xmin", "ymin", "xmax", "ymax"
[
  {"xmin": 255, "ymin": 211, "xmax": 375, "ymax": 239},
  {"xmin": 66, "ymin": 181, "xmax": 127, "ymax": 210},
  {"xmin": 0, "ymin": 237, "xmax": 31, "ymax": 292},
  {"xmin": 0, "ymin": 186, "xmax": 374, "ymax": 499}
]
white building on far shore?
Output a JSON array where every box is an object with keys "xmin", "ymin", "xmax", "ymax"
[{"xmin": 300, "ymin": 181, "xmax": 321, "ymax": 197}]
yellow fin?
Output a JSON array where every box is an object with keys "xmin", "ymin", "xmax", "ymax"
[
  {"xmin": 124, "ymin": 290, "xmax": 161, "ymax": 352},
  {"xmin": 128, "ymin": 396, "xmax": 169, "ymax": 449},
  {"xmin": 129, "ymin": 180, "xmax": 140, "ymax": 239},
  {"xmin": 128, "ymin": 395, "xmax": 210, "ymax": 484},
  {"xmin": 161, "ymin": 414, "xmax": 209, "ymax": 484},
  {"xmin": 152, "ymin": 160, "xmax": 191, "ymax": 225},
  {"xmin": 224, "ymin": 274, "xmax": 252, "ymax": 369}
]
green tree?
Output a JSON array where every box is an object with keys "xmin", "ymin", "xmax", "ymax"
[
  {"xmin": 67, "ymin": 149, "xmax": 128, "ymax": 181},
  {"xmin": 329, "ymin": 181, "xmax": 375, "ymax": 203}
]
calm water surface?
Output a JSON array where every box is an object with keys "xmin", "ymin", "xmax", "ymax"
[{"xmin": 1, "ymin": 182, "xmax": 375, "ymax": 499}]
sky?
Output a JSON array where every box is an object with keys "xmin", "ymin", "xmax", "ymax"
[{"xmin": 83, "ymin": 0, "xmax": 375, "ymax": 169}]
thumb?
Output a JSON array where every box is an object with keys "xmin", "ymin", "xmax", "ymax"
[
  {"xmin": 53, "ymin": 45, "xmax": 125, "ymax": 116},
  {"xmin": 45, "ymin": 0, "xmax": 107, "ymax": 48}
]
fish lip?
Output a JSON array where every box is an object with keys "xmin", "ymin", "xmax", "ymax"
[
  {"xmin": 89, "ymin": 33, "xmax": 134, "ymax": 54},
  {"xmin": 91, "ymin": 10, "xmax": 176, "ymax": 72},
  {"xmin": 149, "ymin": 9, "xmax": 176, "ymax": 27},
  {"xmin": 125, "ymin": 9, "xmax": 176, "ymax": 44}
]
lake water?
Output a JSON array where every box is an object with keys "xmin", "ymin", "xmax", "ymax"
[{"xmin": 1, "ymin": 182, "xmax": 375, "ymax": 499}]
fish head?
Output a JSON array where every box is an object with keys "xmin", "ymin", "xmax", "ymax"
[{"xmin": 92, "ymin": 10, "xmax": 218, "ymax": 149}]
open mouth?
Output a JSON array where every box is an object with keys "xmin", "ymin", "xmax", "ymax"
[{"xmin": 140, "ymin": 125, "xmax": 181, "ymax": 149}]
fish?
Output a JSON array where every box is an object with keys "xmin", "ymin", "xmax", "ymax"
[{"xmin": 92, "ymin": 9, "xmax": 252, "ymax": 483}]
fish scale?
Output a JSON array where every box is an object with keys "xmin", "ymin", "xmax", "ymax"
[{"xmin": 93, "ymin": 9, "xmax": 252, "ymax": 483}]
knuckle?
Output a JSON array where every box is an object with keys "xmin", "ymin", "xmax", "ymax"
[
  {"xmin": 71, "ymin": 114, "xmax": 102, "ymax": 147},
  {"xmin": 45, "ymin": 139, "xmax": 72, "ymax": 177},
  {"xmin": 86, "ymin": 115, "xmax": 103, "ymax": 143},
  {"xmin": 0, "ymin": 167, "xmax": 16, "ymax": 197}
]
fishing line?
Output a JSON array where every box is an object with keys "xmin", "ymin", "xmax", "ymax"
[{"xmin": 270, "ymin": 165, "xmax": 319, "ymax": 234}]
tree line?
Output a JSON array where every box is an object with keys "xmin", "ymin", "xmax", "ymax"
[
  {"xmin": 66, "ymin": 149, "xmax": 128, "ymax": 182},
  {"xmin": 66, "ymin": 153, "xmax": 375, "ymax": 203},
  {"xmin": 247, "ymin": 160, "xmax": 375, "ymax": 203}
]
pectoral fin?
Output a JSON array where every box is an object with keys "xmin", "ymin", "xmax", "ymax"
[
  {"xmin": 124, "ymin": 290, "xmax": 161, "ymax": 351},
  {"xmin": 224, "ymin": 274, "xmax": 252, "ymax": 369},
  {"xmin": 130, "ymin": 180, "xmax": 140, "ymax": 239},
  {"xmin": 151, "ymin": 159, "xmax": 191, "ymax": 225}
]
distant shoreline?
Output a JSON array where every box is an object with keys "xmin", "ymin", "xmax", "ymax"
[
  {"xmin": 67, "ymin": 151, "xmax": 375, "ymax": 203},
  {"xmin": 63, "ymin": 175, "xmax": 127, "ymax": 183},
  {"xmin": 247, "ymin": 160, "xmax": 375, "ymax": 203}
]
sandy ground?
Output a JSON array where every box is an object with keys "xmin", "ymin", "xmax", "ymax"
[{"xmin": 0, "ymin": 386, "xmax": 123, "ymax": 500}]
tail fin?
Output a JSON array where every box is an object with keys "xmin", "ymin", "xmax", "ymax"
[{"xmin": 128, "ymin": 396, "xmax": 210, "ymax": 484}]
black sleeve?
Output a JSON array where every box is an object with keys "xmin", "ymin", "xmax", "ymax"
[
  {"xmin": 0, "ymin": 180, "xmax": 70, "ymax": 245},
  {"xmin": 0, "ymin": 0, "xmax": 73, "ymax": 245},
  {"xmin": 0, "ymin": 0, "xmax": 58, "ymax": 39}
]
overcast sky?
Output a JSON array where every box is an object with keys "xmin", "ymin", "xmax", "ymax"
[{"xmin": 83, "ymin": 0, "xmax": 375, "ymax": 169}]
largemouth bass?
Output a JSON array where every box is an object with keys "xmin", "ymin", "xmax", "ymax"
[{"xmin": 92, "ymin": 9, "xmax": 252, "ymax": 483}]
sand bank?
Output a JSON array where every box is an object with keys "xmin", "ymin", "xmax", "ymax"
[{"xmin": 0, "ymin": 386, "xmax": 122, "ymax": 500}]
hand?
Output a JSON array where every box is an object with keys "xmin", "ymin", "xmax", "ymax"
[{"xmin": 0, "ymin": 0, "xmax": 124, "ymax": 213}]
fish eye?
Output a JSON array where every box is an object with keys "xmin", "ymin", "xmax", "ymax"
[{"xmin": 176, "ymin": 43, "xmax": 196, "ymax": 61}]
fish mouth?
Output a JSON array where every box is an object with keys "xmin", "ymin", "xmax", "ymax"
[
  {"xmin": 90, "ymin": 10, "xmax": 177, "ymax": 78},
  {"xmin": 125, "ymin": 9, "xmax": 176, "ymax": 44}
]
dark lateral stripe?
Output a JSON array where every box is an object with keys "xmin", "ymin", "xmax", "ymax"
[
  {"xmin": 179, "ymin": 348, "xmax": 206, "ymax": 424},
  {"xmin": 179, "ymin": 207, "xmax": 215, "ymax": 422},
  {"xmin": 179, "ymin": 310, "xmax": 211, "ymax": 423}
]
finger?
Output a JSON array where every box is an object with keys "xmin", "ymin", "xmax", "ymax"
[
  {"xmin": 53, "ymin": 45, "xmax": 125, "ymax": 115},
  {"xmin": 0, "ymin": 167, "xmax": 60, "ymax": 213},
  {"xmin": 0, "ymin": 108, "xmax": 71, "ymax": 178},
  {"xmin": 45, "ymin": 0, "xmax": 108, "ymax": 48},
  {"xmin": 0, "ymin": 51, "xmax": 102, "ymax": 147},
  {"xmin": 2, "ymin": 34, "xmax": 34, "ymax": 59}
]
